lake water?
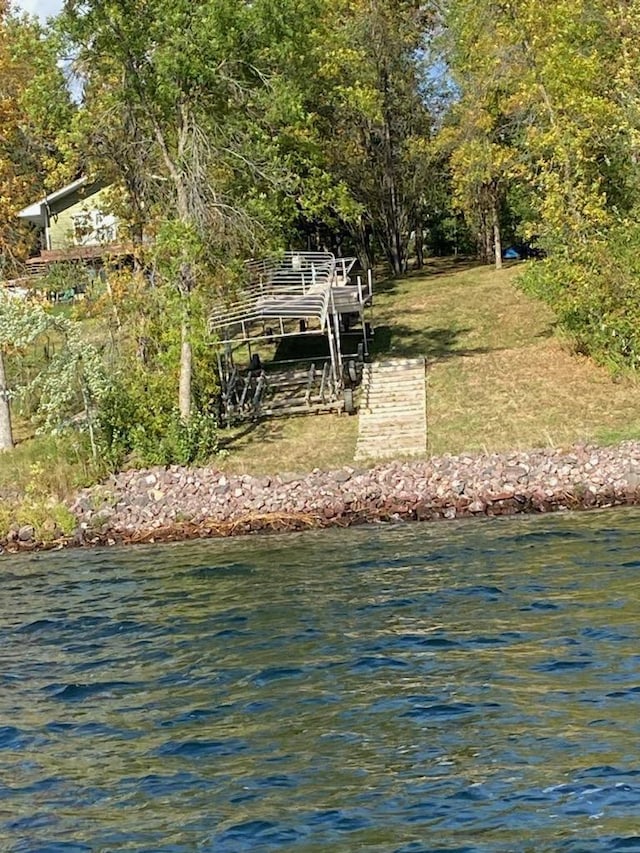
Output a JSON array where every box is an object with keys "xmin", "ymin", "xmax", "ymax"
[{"xmin": 3, "ymin": 509, "xmax": 640, "ymax": 851}]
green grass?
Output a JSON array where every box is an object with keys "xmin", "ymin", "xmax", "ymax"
[
  {"xmin": 217, "ymin": 256, "xmax": 640, "ymax": 472},
  {"xmin": 217, "ymin": 412, "xmax": 359, "ymax": 475},
  {"xmin": 0, "ymin": 433, "xmax": 102, "ymax": 501},
  {"xmin": 6, "ymin": 256, "xmax": 640, "ymax": 500},
  {"xmin": 383, "ymin": 259, "xmax": 640, "ymax": 455},
  {"xmin": 0, "ymin": 433, "xmax": 101, "ymax": 540}
]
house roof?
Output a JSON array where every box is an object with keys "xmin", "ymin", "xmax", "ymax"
[{"xmin": 17, "ymin": 177, "xmax": 92, "ymax": 226}]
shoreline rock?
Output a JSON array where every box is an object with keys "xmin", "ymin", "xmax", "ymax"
[{"xmin": 4, "ymin": 441, "xmax": 640, "ymax": 553}]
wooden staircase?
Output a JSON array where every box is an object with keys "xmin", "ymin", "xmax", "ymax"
[{"xmin": 355, "ymin": 358, "xmax": 427, "ymax": 461}]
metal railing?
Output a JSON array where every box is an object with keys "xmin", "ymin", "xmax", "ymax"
[{"xmin": 209, "ymin": 252, "xmax": 357, "ymax": 338}]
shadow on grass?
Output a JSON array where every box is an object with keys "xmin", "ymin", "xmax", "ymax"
[
  {"xmin": 217, "ymin": 417, "xmax": 290, "ymax": 451},
  {"xmin": 370, "ymin": 324, "xmax": 490, "ymax": 362},
  {"xmin": 373, "ymin": 256, "xmax": 484, "ymax": 297},
  {"xmin": 240, "ymin": 323, "xmax": 493, "ymax": 372},
  {"xmin": 218, "ymin": 419, "xmax": 260, "ymax": 449},
  {"xmin": 273, "ymin": 334, "xmax": 330, "ymax": 363}
]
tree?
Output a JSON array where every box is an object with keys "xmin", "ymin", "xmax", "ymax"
[
  {"xmin": 442, "ymin": 115, "xmax": 516, "ymax": 268},
  {"xmin": 60, "ymin": 0, "xmax": 270, "ymax": 420},
  {"xmin": 0, "ymin": 349, "xmax": 12, "ymax": 451},
  {"xmin": 309, "ymin": 0, "xmax": 435, "ymax": 273},
  {"xmin": 443, "ymin": 0, "xmax": 623, "ymax": 252},
  {"xmin": 0, "ymin": 289, "xmax": 111, "ymax": 455},
  {"xmin": 441, "ymin": 0, "xmax": 640, "ymax": 366},
  {"xmin": 0, "ymin": 3, "xmax": 72, "ymax": 449},
  {"xmin": 0, "ymin": 2, "xmax": 73, "ymax": 276},
  {"xmin": 441, "ymin": 0, "xmax": 526, "ymax": 267}
]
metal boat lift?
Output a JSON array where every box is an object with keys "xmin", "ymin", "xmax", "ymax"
[{"xmin": 209, "ymin": 251, "xmax": 373, "ymax": 425}]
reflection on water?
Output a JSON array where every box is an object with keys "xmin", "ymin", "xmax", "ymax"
[{"xmin": 3, "ymin": 509, "xmax": 640, "ymax": 851}]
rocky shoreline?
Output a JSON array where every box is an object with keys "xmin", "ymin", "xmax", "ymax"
[{"xmin": 4, "ymin": 441, "xmax": 640, "ymax": 553}]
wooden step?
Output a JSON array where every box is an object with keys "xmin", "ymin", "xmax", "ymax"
[
  {"xmin": 365, "ymin": 387, "xmax": 425, "ymax": 399},
  {"xmin": 360, "ymin": 406, "xmax": 427, "ymax": 416},
  {"xmin": 356, "ymin": 356, "xmax": 426, "ymax": 461},
  {"xmin": 359, "ymin": 429, "xmax": 426, "ymax": 438},
  {"xmin": 360, "ymin": 423, "xmax": 426, "ymax": 433},
  {"xmin": 357, "ymin": 445, "xmax": 425, "ymax": 457},
  {"xmin": 361, "ymin": 404, "xmax": 426, "ymax": 414}
]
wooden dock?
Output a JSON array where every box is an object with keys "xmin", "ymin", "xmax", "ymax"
[{"xmin": 355, "ymin": 357, "xmax": 427, "ymax": 461}]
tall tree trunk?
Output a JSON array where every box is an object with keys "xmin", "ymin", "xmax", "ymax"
[
  {"xmin": 477, "ymin": 229, "xmax": 486, "ymax": 262},
  {"xmin": 0, "ymin": 349, "xmax": 13, "ymax": 451},
  {"xmin": 484, "ymin": 217, "xmax": 492, "ymax": 264},
  {"xmin": 178, "ymin": 271, "xmax": 193, "ymax": 423},
  {"xmin": 179, "ymin": 317, "xmax": 192, "ymax": 421},
  {"xmin": 349, "ymin": 218, "xmax": 374, "ymax": 271},
  {"xmin": 167, "ymin": 115, "xmax": 195, "ymax": 425},
  {"xmin": 492, "ymin": 201, "xmax": 503, "ymax": 270},
  {"xmin": 380, "ymin": 64, "xmax": 408, "ymax": 277},
  {"xmin": 389, "ymin": 237, "xmax": 404, "ymax": 276},
  {"xmin": 415, "ymin": 224, "xmax": 424, "ymax": 269},
  {"xmin": 176, "ymin": 255, "xmax": 195, "ymax": 422}
]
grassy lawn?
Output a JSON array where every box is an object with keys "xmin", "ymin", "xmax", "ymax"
[
  {"xmin": 5, "ymin": 257, "xmax": 640, "ymax": 492},
  {"xmin": 219, "ymin": 256, "xmax": 640, "ymax": 472},
  {"xmin": 218, "ymin": 413, "xmax": 359, "ymax": 475},
  {"xmin": 373, "ymin": 258, "xmax": 640, "ymax": 456}
]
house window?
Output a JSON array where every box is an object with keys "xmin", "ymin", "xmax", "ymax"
[
  {"xmin": 72, "ymin": 212, "xmax": 93, "ymax": 244},
  {"xmin": 71, "ymin": 210, "xmax": 117, "ymax": 246},
  {"xmin": 94, "ymin": 211, "xmax": 117, "ymax": 243}
]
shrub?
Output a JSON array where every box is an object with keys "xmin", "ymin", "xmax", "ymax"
[
  {"xmin": 98, "ymin": 371, "xmax": 219, "ymax": 469},
  {"xmin": 520, "ymin": 220, "xmax": 640, "ymax": 370},
  {"xmin": 0, "ymin": 491, "xmax": 78, "ymax": 543}
]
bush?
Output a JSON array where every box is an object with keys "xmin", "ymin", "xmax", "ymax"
[
  {"xmin": 520, "ymin": 220, "xmax": 640, "ymax": 370},
  {"xmin": 98, "ymin": 372, "xmax": 219, "ymax": 469},
  {"xmin": 0, "ymin": 439, "xmax": 92, "ymax": 542}
]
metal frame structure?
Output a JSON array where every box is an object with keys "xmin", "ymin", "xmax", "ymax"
[{"xmin": 209, "ymin": 251, "xmax": 373, "ymax": 424}]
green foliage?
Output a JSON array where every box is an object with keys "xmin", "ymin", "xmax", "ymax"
[
  {"xmin": 14, "ymin": 459, "xmax": 79, "ymax": 535},
  {"xmin": 0, "ymin": 498, "xmax": 77, "ymax": 542},
  {"xmin": 520, "ymin": 220, "xmax": 640, "ymax": 370},
  {"xmin": 0, "ymin": 6, "xmax": 73, "ymax": 271},
  {"xmin": 441, "ymin": 0, "xmax": 640, "ymax": 266},
  {"xmin": 88, "ymin": 263, "xmax": 222, "ymax": 469},
  {"xmin": 19, "ymin": 0, "xmax": 640, "ymax": 391},
  {"xmin": 0, "ymin": 431, "xmax": 101, "ymax": 543},
  {"xmin": 98, "ymin": 372, "xmax": 218, "ymax": 468},
  {"xmin": 0, "ymin": 432, "xmax": 103, "ymax": 499},
  {"xmin": 0, "ymin": 292, "xmax": 111, "ymax": 440},
  {"xmin": 34, "ymin": 262, "xmax": 93, "ymax": 301},
  {"xmin": 304, "ymin": 0, "xmax": 435, "ymax": 270}
]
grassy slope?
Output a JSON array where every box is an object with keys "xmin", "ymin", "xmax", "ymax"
[
  {"xmin": 374, "ymin": 259, "xmax": 640, "ymax": 456},
  {"xmin": 4, "ymin": 258, "xmax": 640, "ymax": 493},
  {"xmin": 218, "ymin": 411, "xmax": 359, "ymax": 475},
  {"xmin": 221, "ymin": 257, "xmax": 640, "ymax": 473}
]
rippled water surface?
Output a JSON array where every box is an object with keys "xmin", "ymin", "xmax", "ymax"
[{"xmin": 4, "ymin": 510, "xmax": 640, "ymax": 851}]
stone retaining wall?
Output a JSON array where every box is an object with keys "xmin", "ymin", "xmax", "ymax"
[{"xmin": 5, "ymin": 442, "xmax": 640, "ymax": 551}]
